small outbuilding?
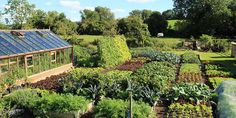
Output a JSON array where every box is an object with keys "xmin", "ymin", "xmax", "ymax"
[{"xmin": 0, "ymin": 29, "xmax": 73, "ymax": 83}]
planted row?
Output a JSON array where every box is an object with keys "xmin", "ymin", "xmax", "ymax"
[
  {"xmin": 167, "ymin": 103, "xmax": 213, "ymax": 118},
  {"xmin": 182, "ymin": 52, "xmax": 200, "ymax": 64},
  {"xmin": 1, "ymin": 88, "xmax": 90, "ymax": 117},
  {"xmin": 132, "ymin": 50, "xmax": 180, "ymax": 64}
]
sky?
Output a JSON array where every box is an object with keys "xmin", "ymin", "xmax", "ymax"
[{"xmin": 0, "ymin": 0, "xmax": 174, "ymax": 22}]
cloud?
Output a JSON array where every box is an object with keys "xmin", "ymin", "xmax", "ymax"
[
  {"xmin": 127, "ymin": 0, "xmax": 155, "ymax": 3},
  {"xmin": 60, "ymin": 0, "xmax": 81, "ymax": 10},
  {"xmin": 112, "ymin": 8, "xmax": 126, "ymax": 13}
]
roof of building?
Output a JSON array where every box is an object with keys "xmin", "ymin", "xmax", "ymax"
[{"xmin": 0, "ymin": 29, "xmax": 71, "ymax": 58}]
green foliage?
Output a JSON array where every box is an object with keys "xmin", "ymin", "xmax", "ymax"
[
  {"xmin": 62, "ymin": 68, "xmax": 131, "ymax": 100},
  {"xmin": 168, "ymin": 103, "xmax": 213, "ymax": 118},
  {"xmin": 205, "ymin": 63, "xmax": 233, "ymax": 77},
  {"xmin": 145, "ymin": 11, "xmax": 168, "ymax": 36},
  {"xmin": 216, "ymin": 80, "xmax": 236, "ymax": 118},
  {"xmin": 2, "ymin": 88, "xmax": 89, "ymax": 116},
  {"xmin": 205, "ymin": 64, "xmax": 224, "ymax": 70},
  {"xmin": 179, "ymin": 64, "xmax": 201, "ymax": 74},
  {"xmin": 131, "ymin": 62, "xmax": 176, "ymax": 93},
  {"xmin": 132, "ymin": 50, "xmax": 180, "ymax": 64},
  {"xmin": 94, "ymin": 99, "xmax": 153, "ymax": 118},
  {"xmin": 5, "ymin": 0, "xmax": 35, "ymax": 28},
  {"xmin": 78, "ymin": 7, "xmax": 116, "ymax": 35},
  {"xmin": 35, "ymin": 93, "xmax": 89, "ymax": 115},
  {"xmin": 166, "ymin": 83, "xmax": 211, "ymax": 104},
  {"xmin": 73, "ymin": 46, "xmax": 98, "ymax": 67},
  {"xmin": 182, "ymin": 52, "xmax": 200, "ymax": 64},
  {"xmin": 117, "ymin": 16, "xmax": 150, "ymax": 47},
  {"xmin": 209, "ymin": 77, "xmax": 235, "ymax": 89},
  {"xmin": 98, "ymin": 36, "xmax": 131, "ymax": 68},
  {"xmin": 173, "ymin": 0, "xmax": 236, "ymax": 36},
  {"xmin": 207, "ymin": 70, "xmax": 232, "ymax": 77}
]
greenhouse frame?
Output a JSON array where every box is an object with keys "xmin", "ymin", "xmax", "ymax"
[{"xmin": 0, "ymin": 29, "xmax": 73, "ymax": 83}]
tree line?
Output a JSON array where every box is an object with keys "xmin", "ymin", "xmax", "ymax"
[{"xmin": 1, "ymin": 0, "xmax": 236, "ymax": 39}]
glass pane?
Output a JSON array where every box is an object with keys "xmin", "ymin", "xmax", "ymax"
[
  {"xmin": 28, "ymin": 32, "xmax": 54, "ymax": 49},
  {"xmin": 3, "ymin": 33, "xmax": 33, "ymax": 53},
  {"xmin": 27, "ymin": 56, "xmax": 33, "ymax": 66}
]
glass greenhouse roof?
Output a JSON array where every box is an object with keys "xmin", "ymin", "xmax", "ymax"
[{"xmin": 0, "ymin": 30, "xmax": 71, "ymax": 57}]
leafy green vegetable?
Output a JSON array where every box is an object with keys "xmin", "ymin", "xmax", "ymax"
[
  {"xmin": 166, "ymin": 83, "xmax": 211, "ymax": 104},
  {"xmin": 182, "ymin": 52, "xmax": 200, "ymax": 64},
  {"xmin": 94, "ymin": 99, "xmax": 154, "ymax": 118}
]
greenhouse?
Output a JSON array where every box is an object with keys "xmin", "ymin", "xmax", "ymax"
[{"xmin": 0, "ymin": 30, "xmax": 73, "ymax": 83}]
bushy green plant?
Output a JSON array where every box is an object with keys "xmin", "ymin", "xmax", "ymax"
[
  {"xmin": 179, "ymin": 64, "xmax": 201, "ymax": 74},
  {"xmin": 98, "ymin": 36, "xmax": 131, "ymax": 68},
  {"xmin": 205, "ymin": 64, "xmax": 225, "ymax": 70},
  {"xmin": 182, "ymin": 52, "xmax": 200, "ymax": 64},
  {"xmin": 131, "ymin": 62, "xmax": 176, "ymax": 93},
  {"xmin": 2, "ymin": 88, "xmax": 89, "ymax": 117},
  {"xmin": 35, "ymin": 93, "xmax": 89, "ymax": 115},
  {"xmin": 207, "ymin": 70, "xmax": 232, "ymax": 77},
  {"xmin": 198, "ymin": 34, "xmax": 214, "ymax": 51},
  {"xmin": 168, "ymin": 103, "xmax": 213, "ymax": 117},
  {"xmin": 209, "ymin": 77, "xmax": 235, "ymax": 89},
  {"xmin": 132, "ymin": 50, "xmax": 180, "ymax": 64},
  {"xmin": 62, "ymin": 68, "xmax": 132, "ymax": 101},
  {"xmin": 166, "ymin": 83, "xmax": 211, "ymax": 104},
  {"xmin": 73, "ymin": 46, "xmax": 98, "ymax": 67},
  {"xmin": 93, "ymin": 99, "xmax": 154, "ymax": 118}
]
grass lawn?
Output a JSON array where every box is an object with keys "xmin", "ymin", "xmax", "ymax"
[
  {"xmin": 169, "ymin": 50, "xmax": 236, "ymax": 76},
  {"xmin": 77, "ymin": 35, "xmax": 103, "ymax": 43}
]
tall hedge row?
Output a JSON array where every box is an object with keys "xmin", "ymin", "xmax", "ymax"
[{"xmin": 98, "ymin": 36, "xmax": 131, "ymax": 67}]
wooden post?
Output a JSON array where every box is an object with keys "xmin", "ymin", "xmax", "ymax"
[
  {"xmin": 24, "ymin": 56, "xmax": 28, "ymax": 78},
  {"xmin": 71, "ymin": 47, "xmax": 74, "ymax": 65}
]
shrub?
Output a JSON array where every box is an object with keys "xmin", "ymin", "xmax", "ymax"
[
  {"xmin": 209, "ymin": 77, "xmax": 235, "ymax": 89},
  {"xmin": 93, "ymin": 99, "xmax": 153, "ymax": 118},
  {"xmin": 98, "ymin": 36, "xmax": 131, "ymax": 68},
  {"xmin": 73, "ymin": 46, "xmax": 98, "ymax": 67},
  {"xmin": 211, "ymin": 39, "xmax": 229, "ymax": 52},
  {"xmin": 131, "ymin": 62, "xmax": 176, "ymax": 93},
  {"xmin": 2, "ymin": 88, "xmax": 89, "ymax": 117},
  {"xmin": 166, "ymin": 83, "xmax": 211, "ymax": 104},
  {"xmin": 182, "ymin": 52, "xmax": 200, "ymax": 64},
  {"xmin": 132, "ymin": 50, "xmax": 180, "ymax": 64},
  {"xmin": 167, "ymin": 103, "xmax": 213, "ymax": 117},
  {"xmin": 179, "ymin": 64, "xmax": 201, "ymax": 74},
  {"xmin": 198, "ymin": 34, "xmax": 214, "ymax": 51}
]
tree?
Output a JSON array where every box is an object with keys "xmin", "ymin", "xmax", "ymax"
[
  {"xmin": 145, "ymin": 12, "xmax": 168, "ymax": 36},
  {"xmin": 173, "ymin": 0, "xmax": 234, "ymax": 36},
  {"xmin": 162, "ymin": 9, "xmax": 176, "ymax": 20},
  {"xmin": 78, "ymin": 6, "xmax": 116, "ymax": 35},
  {"xmin": 45, "ymin": 11, "xmax": 60, "ymax": 29},
  {"xmin": 4, "ymin": 0, "xmax": 35, "ymax": 29},
  {"xmin": 23, "ymin": 9, "xmax": 47, "ymax": 29},
  {"xmin": 130, "ymin": 9, "xmax": 153, "ymax": 21},
  {"xmin": 117, "ymin": 16, "xmax": 150, "ymax": 47}
]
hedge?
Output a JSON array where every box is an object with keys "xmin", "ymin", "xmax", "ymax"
[{"xmin": 98, "ymin": 36, "xmax": 131, "ymax": 68}]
